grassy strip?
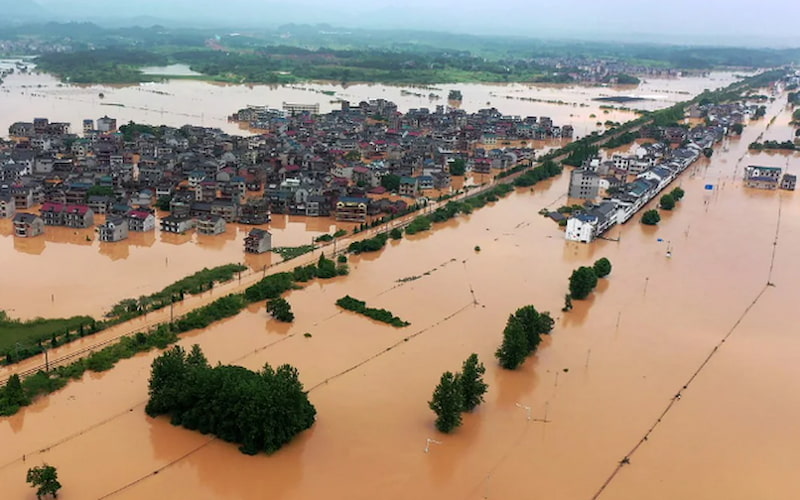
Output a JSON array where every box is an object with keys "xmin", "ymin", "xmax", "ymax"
[
  {"xmin": 335, "ymin": 296, "xmax": 410, "ymax": 328},
  {"xmin": 0, "ymin": 314, "xmax": 95, "ymax": 356},
  {"xmin": 512, "ymin": 160, "xmax": 563, "ymax": 187},
  {"xmin": 107, "ymin": 263, "xmax": 247, "ymax": 319}
]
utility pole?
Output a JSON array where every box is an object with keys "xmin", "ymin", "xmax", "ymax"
[
  {"xmin": 424, "ymin": 438, "xmax": 442, "ymax": 453},
  {"xmin": 515, "ymin": 402, "xmax": 532, "ymax": 421}
]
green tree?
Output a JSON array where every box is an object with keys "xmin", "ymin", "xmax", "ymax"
[
  {"xmin": 389, "ymin": 228, "xmax": 403, "ymax": 240},
  {"xmin": 186, "ymin": 344, "xmax": 209, "ymax": 369},
  {"xmin": 569, "ymin": 266, "xmax": 598, "ymax": 300},
  {"xmin": 449, "ymin": 158, "xmax": 466, "ymax": 176},
  {"xmin": 26, "ymin": 464, "xmax": 62, "ymax": 499},
  {"xmin": 156, "ymin": 196, "xmax": 171, "ymax": 211},
  {"xmin": 593, "ymin": 258, "xmax": 612, "ymax": 278},
  {"xmin": 511, "ymin": 305, "xmax": 552, "ymax": 353},
  {"xmin": 730, "ymin": 123, "xmax": 743, "ymax": 135},
  {"xmin": 460, "ymin": 354, "xmax": 488, "ymax": 412},
  {"xmin": 670, "ymin": 187, "xmax": 685, "ymax": 201},
  {"xmin": 0, "ymin": 374, "xmax": 29, "ymax": 415},
  {"xmin": 316, "ymin": 254, "xmax": 338, "ymax": 279},
  {"xmin": 266, "ymin": 297, "xmax": 294, "ymax": 322},
  {"xmin": 495, "ymin": 315, "xmax": 529, "ymax": 370},
  {"xmin": 381, "ymin": 174, "xmax": 401, "ymax": 192},
  {"xmin": 660, "ymin": 194, "xmax": 676, "ymax": 210},
  {"xmin": 703, "ymin": 148, "xmax": 713, "ymax": 158},
  {"xmin": 428, "ymin": 371, "xmax": 463, "ymax": 433},
  {"xmin": 641, "ymin": 209, "xmax": 661, "ymax": 226},
  {"xmin": 345, "ymin": 150, "xmax": 361, "ymax": 161}
]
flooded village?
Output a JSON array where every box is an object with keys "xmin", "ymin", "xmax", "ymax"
[{"xmin": 1, "ymin": 63, "xmax": 800, "ymax": 500}]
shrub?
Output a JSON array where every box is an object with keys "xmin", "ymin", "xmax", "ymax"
[
  {"xmin": 335, "ymin": 295, "xmax": 410, "ymax": 327},
  {"xmin": 660, "ymin": 193, "xmax": 675, "ymax": 210},
  {"xmin": 266, "ymin": 298, "xmax": 294, "ymax": 322},
  {"xmin": 641, "ymin": 209, "xmax": 661, "ymax": 225},
  {"xmin": 593, "ymin": 258, "xmax": 612, "ymax": 278},
  {"xmin": 569, "ymin": 266, "xmax": 598, "ymax": 300}
]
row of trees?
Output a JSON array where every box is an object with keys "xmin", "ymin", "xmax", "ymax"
[
  {"xmin": 335, "ymin": 296, "xmax": 410, "ymax": 327},
  {"xmin": 513, "ymin": 159, "xmax": 563, "ymax": 187},
  {"xmin": 428, "ymin": 354, "xmax": 488, "ymax": 433},
  {"xmin": 566, "ymin": 258, "xmax": 612, "ymax": 305},
  {"xmin": 495, "ymin": 306, "xmax": 555, "ymax": 370},
  {"xmin": 146, "ymin": 345, "xmax": 316, "ymax": 455},
  {"xmin": 660, "ymin": 187, "xmax": 685, "ymax": 211}
]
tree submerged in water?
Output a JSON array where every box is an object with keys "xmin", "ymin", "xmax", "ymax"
[
  {"xmin": 429, "ymin": 371, "xmax": 463, "ymax": 433},
  {"xmin": 26, "ymin": 464, "xmax": 61, "ymax": 499},
  {"xmin": 569, "ymin": 266, "xmax": 598, "ymax": 300},
  {"xmin": 641, "ymin": 209, "xmax": 661, "ymax": 226},
  {"xmin": 428, "ymin": 353, "xmax": 489, "ymax": 433},
  {"xmin": 495, "ymin": 305, "xmax": 554, "ymax": 370}
]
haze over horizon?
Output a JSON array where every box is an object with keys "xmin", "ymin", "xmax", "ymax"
[{"xmin": 9, "ymin": 0, "xmax": 799, "ymax": 47}]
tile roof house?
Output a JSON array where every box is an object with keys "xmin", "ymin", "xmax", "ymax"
[
  {"xmin": 99, "ymin": 216, "xmax": 129, "ymax": 242},
  {"xmin": 13, "ymin": 213, "xmax": 44, "ymax": 237},
  {"xmin": 244, "ymin": 228, "xmax": 272, "ymax": 254}
]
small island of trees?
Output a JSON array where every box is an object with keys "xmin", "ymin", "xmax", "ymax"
[{"xmin": 146, "ymin": 345, "xmax": 316, "ymax": 455}]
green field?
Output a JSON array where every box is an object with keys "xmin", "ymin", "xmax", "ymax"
[{"xmin": 0, "ymin": 313, "xmax": 93, "ymax": 354}]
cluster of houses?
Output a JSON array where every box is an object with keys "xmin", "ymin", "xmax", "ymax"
[
  {"xmin": 2, "ymin": 101, "xmax": 572, "ymax": 248},
  {"xmin": 743, "ymin": 166, "xmax": 796, "ymax": 191},
  {"xmin": 530, "ymin": 57, "xmax": 684, "ymax": 83},
  {"xmin": 565, "ymin": 125, "xmax": 726, "ymax": 243}
]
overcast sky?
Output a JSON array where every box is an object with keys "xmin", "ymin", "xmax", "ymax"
[{"xmin": 34, "ymin": 0, "xmax": 800, "ymax": 46}]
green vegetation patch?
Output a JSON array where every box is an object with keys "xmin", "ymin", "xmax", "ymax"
[
  {"xmin": 146, "ymin": 345, "xmax": 316, "ymax": 455},
  {"xmin": 336, "ymin": 295, "xmax": 410, "ymax": 327},
  {"xmin": 272, "ymin": 245, "xmax": 316, "ymax": 261},
  {"xmin": 0, "ymin": 312, "xmax": 94, "ymax": 355},
  {"xmin": 107, "ymin": 263, "xmax": 247, "ymax": 320}
]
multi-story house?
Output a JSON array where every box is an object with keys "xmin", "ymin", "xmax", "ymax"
[
  {"xmin": 160, "ymin": 214, "xmax": 195, "ymax": 234},
  {"xmin": 196, "ymin": 214, "xmax": 227, "ymax": 235},
  {"xmin": 99, "ymin": 216, "xmax": 129, "ymax": 242},
  {"xmin": 244, "ymin": 228, "xmax": 272, "ymax": 254},
  {"xmin": 335, "ymin": 197, "xmax": 369, "ymax": 223},
  {"xmin": 128, "ymin": 210, "xmax": 156, "ymax": 232},
  {"xmin": 13, "ymin": 213, "xmax": 44, "ymax": 237}
]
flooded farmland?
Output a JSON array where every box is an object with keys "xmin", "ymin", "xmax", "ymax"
[{"xmin": 0, "ymin": 82, "xmax": 799, "ymax": 499}]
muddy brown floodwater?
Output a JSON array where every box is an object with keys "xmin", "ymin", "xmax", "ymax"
[{"xmin": 3, "ymin": 79, "xmax": 800, "ymax": 500}]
